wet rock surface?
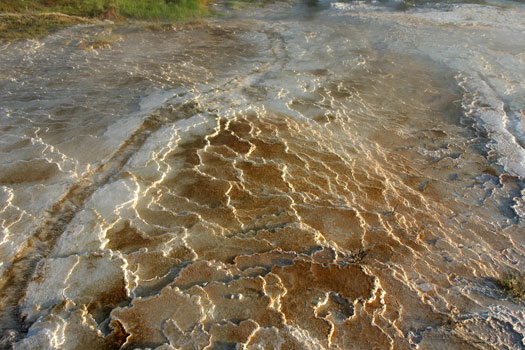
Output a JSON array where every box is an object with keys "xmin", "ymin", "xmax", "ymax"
[{"xmin": 1, "ymin": 1, "xmax": 525, "ymax": 349}]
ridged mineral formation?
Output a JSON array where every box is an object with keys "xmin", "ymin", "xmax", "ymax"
[{"xmin": 1, "ymin": 3, "xmax": 524, "ymax": 349}]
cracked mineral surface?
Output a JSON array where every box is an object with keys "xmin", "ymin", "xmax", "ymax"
[{"xmin": 1, "ymin": 1, "xmax": 525, "ymax": 349}]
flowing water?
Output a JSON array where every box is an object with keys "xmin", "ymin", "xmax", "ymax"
[{"xmin": 0, "ymin": 1, "xmax": 524, "ymax": 349}]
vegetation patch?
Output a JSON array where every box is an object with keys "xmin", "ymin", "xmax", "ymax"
[
  {"xmin": 0, "ymin": 0, "xmax": 214, "ymax": 41},
  {"xmin": 116, "ymin": 0, "xmax": 211, "ymax": 21},
  {"xmin": 496, "ymin": 274, "xmax": 525, "ymax": 300},
  {"xmin": 224, "ymin": 0, "xmax": 267, "ymax": 10},
  {"xmin": 0, "ymin": 13, "xmax": 93, "ymax": 41},
  {"xmin": 80, "ymin": 32, "xmax": 122, "ymax": 49},
  {"xmin": 0, "ymin": 0, "xmax": 212, "ymax": 19}
]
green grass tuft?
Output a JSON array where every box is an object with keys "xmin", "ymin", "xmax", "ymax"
[
  {"xmin": 116, "ymin": 0, "xmax": 210, "ymax": 21},
  {"xmin": 1, "ymin": 0, "xmax": 212, "ymax": 20},
  {"xmin": 0, "ymin": 0, "xmax": 214, "ymax": 41}
]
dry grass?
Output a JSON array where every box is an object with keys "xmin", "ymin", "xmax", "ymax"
[
  {"xmin": 0, "ymin": 13, "xmax": 94, "ymax": 41},
  {"xmin": 0, "ymin": 0, "xmax": 213, "ymax": 41},
  {"xmin": 80, "ymin": 32, "xmax": 122, "ymax": 49}
]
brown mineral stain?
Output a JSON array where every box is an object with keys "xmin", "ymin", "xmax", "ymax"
[
  {"xmin": 9, "ymin": 52, "xmax": 521, "ymax": 350},
  {"xmin": 136, "ymin": 205, "xmax": 201, "ymax": 229},
  {"xmin": 237, "ymin": 161, "xmax": 290, "ymax": 192},
  {"xmin": 0, "ymin": 159, "xmax": 61, "ymax": 185},
  {"xmin": 173, "ymin": 260, "xmax": 235, "ymax": 289},
  {"xmin": 170, "ymin": 170, "xmax": 231, "ymax": 208},
  {"xmin": 87, "ymin": 282, "xmax": 129, "ymax": 324},
  {"xmin": 104, "ymin": 221, "xmax": 166, "ymax": 253},
  {"xmin": 168, "ymin": 137, "xmax": 207, "ymax": 166},
  {"xmin": 227, "ymin": 118, "xmax": 253, "ymax": 134},
  {"xmin": 209, "ymin": 128, "xmax": 252, "ymax": 154},
  {"xmin": 295, "ymin": 205, "xmax": 364, "ymax": 250},
  {"xmin": 0, "ymin": 138, "xmax": 32, "ymax": 153},
  {"xmin": 209, "ymin": 319, "xmax": 259, "ymax": 344},
  {"xmin": 200, "ymin": 277, "xmax": 284, "ymax": 327},
  {"xmin": 111, "ymin": 286, "xmax": 204, "ymax": 348},
  {"xmin": 312, "ymin": 247, "xmax": 337, "ymax": 264},
  {"xmin": 198, "ymin": 151, "xmax": 240, "ymax": 181},
  {"xmin": 232, "ymin": 250, "xmax": 298, "ymax": 270}
]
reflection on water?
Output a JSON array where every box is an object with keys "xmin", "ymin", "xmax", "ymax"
[{"xmin": 1, "ymin": 1, "xmax": 524, "ymax": 349}]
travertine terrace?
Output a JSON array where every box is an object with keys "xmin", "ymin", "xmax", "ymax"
[{"xmin": 1, "ymin": 1, "xmax": 524, "ymax": 349}]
